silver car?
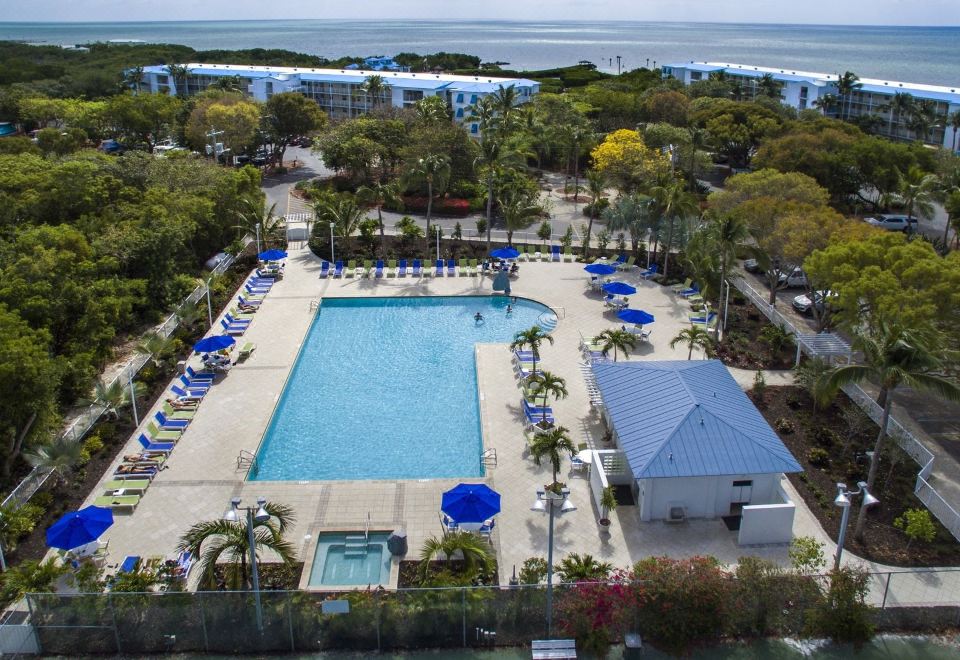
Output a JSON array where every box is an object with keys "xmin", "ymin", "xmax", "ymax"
[{"xmin": 864, "ymin": 214, "xmax": 918, "ymax": 232}]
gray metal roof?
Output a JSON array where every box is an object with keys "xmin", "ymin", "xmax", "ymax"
[{"xmin": 593, "ymin": 360, "xmax": 802, "ymax": 479}]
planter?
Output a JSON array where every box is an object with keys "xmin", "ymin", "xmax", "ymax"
[{"xmin": 598, "ymin": 518, "xmax": 611, "ymax": 527}]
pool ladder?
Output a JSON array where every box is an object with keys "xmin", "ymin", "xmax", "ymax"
[
  {"xmin": 481, "ymin": 448, "xmax": 497, "ymax": 470},
  {"xmin": 344, "ymin": 513, "xmax": 371, "ymax": 558},
  {"xmin": 236, "ymin": 449, "xmax": 257, "ymax": 472}
]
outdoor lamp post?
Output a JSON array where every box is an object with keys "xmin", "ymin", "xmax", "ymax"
[
  {"xmin": 531, "ymin": 489, "xmax": 575, "ymax": 638},
  {"xmin": 329, "ymin": 222, "xmax": 336, "ymax": 264},
  {"xmin": 205, "ymin": 276, "xmax": 214, "ymax": 328},
  {"xmin": 435, "ymin": 225, "xmax": 441, "ymax": 263},
  {"xmin": 223, "ymin": 497, "xmax": 271, "ymax": 632},
  {"xmin": 833, "ymin": 481, "xmax": 879, "ymax": 569}
]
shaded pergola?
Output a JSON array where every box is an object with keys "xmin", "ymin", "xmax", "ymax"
[{"xmin": 794, "ymin": 332, "xmax": 853, "ymax": 366}]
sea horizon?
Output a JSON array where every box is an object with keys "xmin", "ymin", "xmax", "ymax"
[{"xmin": 2, "ymin": 19, "xmax": 959, "ymax": 86}]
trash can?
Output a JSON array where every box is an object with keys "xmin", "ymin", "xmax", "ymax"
[{"xmin": 387, "ymin": 529, "xmax": 407, "ymax": 556}]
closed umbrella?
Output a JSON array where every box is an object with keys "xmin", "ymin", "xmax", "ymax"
[
  {"xmin": 193, "ymin": 335, "xmax": 236, "ymax": 354},
  {"xmin": 441, "ymin": 484, "xmax": 501, "ymax": 523},
  {"xmin": 617, "ymin": 309, "xmax": 656, "ymax": 325},
  {"xmin": 492, "ymin": 270, "xmax": 511, "ymax": 295},
  {"xmin": 46, "ymin": 506, "xmax": 113, "ymax": 551},
  {"xmin": 584, "ymin": 263, "xmax": 616, "ymax": 276},
  {"xmin": 258, "ymin": 249, "xmax": 288, "ymax": 261},
  {"xmin": 490, "ymin": 247, "xmax": 520, "ymax": 260},
  {"xmin": 602, "ymin": 281, "xmax": 637, "ymax": 296}
]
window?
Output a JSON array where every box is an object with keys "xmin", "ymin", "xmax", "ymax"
[
  {"xmin": 732, "ymin": 480, "xmax": 753, "ymax": 488},
  {"xmin": 456, "ymin": 93, "xmax": 463, "ymax": 103},
  {"xmin": 690, "ymin": 72, "xmax": 702, "ymax": 81},
  {"xmin": 402, "ymin": 90, "xmax": 423, "ymax": 103},
  {"xmin": 470, "ymin": 94, "xmax": 478, "ymax": 104},
  {"xmin": 471, "ymin": 123, "xmax": 478, "ymax": 134},
  {"xmin": 456, "ymin": 108, "xmax": 463, "ymax": 118}
]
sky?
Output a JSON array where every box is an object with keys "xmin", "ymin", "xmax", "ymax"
[{"xmin": 4, "ymin": 0, "xmax": 959, "ymax": 26}]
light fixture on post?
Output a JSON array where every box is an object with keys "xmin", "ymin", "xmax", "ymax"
[
  {"xmin": 531, "ymin": 488, "xmax": 575, "ymax": 638},
  {"xmin": 833, "ymin": 481, "xmax": 879, "ymax": 570},
  {"xmin": 222, "ymin": 496, "xmax": 271, "ymax": 632},
  {"xmin": 329, "ymin": 222, "xmax": 336, "ymax": 264}
]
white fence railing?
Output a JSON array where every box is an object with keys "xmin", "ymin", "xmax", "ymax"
[
  {"xmin": 728, "ymin": 275, "xmax": 960, "ymax": 542},
  {"xmin": 1, "ymin": 238, "xmax": 251, "ymax": 511}
]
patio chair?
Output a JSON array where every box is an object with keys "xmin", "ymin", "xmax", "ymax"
[
  {"xmin": 237, "ymin": 295, "xmax": 263, "ymax": 307},
  {"xmin": 639, "ymin": 264, "xmax": 659, "ymax": 280},
  {"xmin": 617, "ymin": 256, "xmax": 636, "ymax": 271},
  {"xmin": 479, "ymin": 519, "xmax": 495, "ymax": 541},
  {"xmin": 551, "ymin": 245, "xmax": 561, "ymax": 261},
  {"xmin": 318, "ymin": 261, "xmax": 330, "ymax": 279},
  {"xmin": 162, "ymin": 402, "xmax": 195, "ymax": 421},
  {"xmin": 670, "ymin": 278, "xmax": 693, "ymax": 294},
  {"xmin": 412, "ymin": 259, "xmax": 423, "ymax": 277},
  {"xmin": 446, "ymin": 259, "xmax": 456, "ymax": 276},
  {"xmin": 344, "ymin": 260, "xmax": 356, "ymax": 277},
  {"xmin": 386, "ymin": 259, "xmax": 397, "ymax": 277},
  {"xmin": 238, "ymin": 342, "xmax": 256, "ymax": 360},
  {"xmin": 102, "ymin": 479, "xmax": 150, "ymax": 494},
  {"xmin": 398, "ymin": 259, "xmax": 408, "ymax": 277},
  {"xmin": 154, "ymin": 412, "xmax": 188, "ymax": 431},
  {"xmin": 440, "ymin": 513, "xmax": 458, "ymax": 533},
  {"xmin": 360, "ymin": 260, "xmax": 372, "ymax": 277},
  {"xmin": 178, "ymin": 375, "xmax": 211, "ymax": 393},
  {"xmin": 94, "ymin": 494, "xmax": 140, "ymax": 512},
  {"xmin": 525, "ymin": 245, "xmax": 537, "ymax": 261},
  {"xmin": 333, "ymin": 261, "xmax": 344, "ymax": 278},
  {"xmin": 170, "ymin": 385, "xmax": 204, "ymax": 401},
  {"xmin": 435, "ymin": 259, "xmax": 444, "ymax": 277},
  {"xmin": 185, "ymin": 366, "xmax": 215, "ymax": 381},
  {"xmin": 146, "ymin": 421, "xmax": 181, "ymax": 442},
  {"xmin": 563, "ymin": 248, "xmax": 574, "ymax": 262},
  {"xmin": 374, "ymin": 260, "xmax": 385, "ymax": 278},
  {"xmin": 458, "ymin": 258, "xmax": 469, "ymax": 276},
  {"xmin": 119, "ymin": 556, "xmax": 141, "ymax": 574},
  {"xmin": 138, "ymin": 434, "xmax": 174, "ymax": 453},
  {"xmin": 469, "ymin": 259, "xmax": 479, "ymax": 276}
]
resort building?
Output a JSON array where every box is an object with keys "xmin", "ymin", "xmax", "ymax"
[
  {"xmin": 138, "ymin": 63, "xmax": 539, "ymax": 131},
  {"xmin": 662, "ymin": 61, "xmax": 960, "ymax": 150},
  {"xmin": 592, "ymin": 360, "xmax": 802, "ymax": 545}
]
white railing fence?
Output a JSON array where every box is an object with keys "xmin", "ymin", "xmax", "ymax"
[{"xmin": 728, "ymin": 275, "xmax": 960, "ymax": 542}]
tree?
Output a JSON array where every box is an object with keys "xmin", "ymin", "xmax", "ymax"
[
  {"xmin": 583, "ymin": 169, "xmax": 606, "ymax": 258},
  {"xmin": 788, "ymin": 536, "xmax": 826, "ymax": 574},
  {"xmin": 498, "ymin": 184, "xmax": 541, "ymax": 245},
  {"xmin": 236, "ymin": 198, "xmax": 284, "ymax": 249},
  {"xmin": 813, "ymin": 94, "xmax": 839, "ymax": 116},
  {"xmin": 836, "ymin": 71, "xmax": 862, "ymax": 122},
  {"xmin": 418, "ymin": 530, "xmax": 494, "ymax": 584},
  {"xmin": 357, "ymin": 180, "xmax": 402, "ymax": 250},
  {"xmin": 757, "ymin": 73, "xmax": 783, "ymax": 100},
  {"xmin": 491, "ymin": 84, "xmax": 521, "ymax": 131},
  {"xmin": 670, "ymin": 326, "xmax": 714, "ymax": 360},
  {"xmin": 884, "ymin": 92, "xmax": 915, "ymax": 140},
  {"xmin": 597, "ymin": 328, "xmax": 637, "ymax": 362},
  {"xmin": 529, "ymin": 425, "xmax": 576, "ymax": 484},
  {"xmin": 894, "ymin": 508, "xmax": 937, "ymax": 548},
  {"xmin": 106, "ymin": 92, "xmax": 181, "ymax": 152},
  {"xmin": 135, "ymin": 331, "xmax": 178, "ymax": 369},
  {"xmin": 703, "ymin": 214, "xmax": 750, "ymax": 332},
  {"xmin": 908, "ymin": 99, "xmax": 942, "ymax": 144},
  {"xmin": 414, "ymin": 95, "xmax": 452, "ymax": 124},
  {"xmin": 264, "ymin": 92, "xmax": 327, "ymax": 168},
  {"xmin": 689, "ymin": 98, "xmax": 782, "ymax": 168},
  {"xmin": 474, "ymin": 136, "xmax": 524, "ymax": 250},
  {"xmin": 123, "ymin": 65, "xmax": 145, "ymax": 93},
  {"xmin": 554, "ymin": 553, "xmax": 613, "ymax": 582},
  {"xmin": 23, "ymin": 435, "xmax": 84, "ymax": 485},
  {"xmin": 185, "ymin": 94, "xmax": 261, "ymax": 157},
  {"xmin": 949, "ymin": 109, "xmax": 960, "ymax": 152},
  {"xmin": 589, "ymin": 129, "xmax": 668, "ymax": 192},
  {"xmin": 898, "ymin": 164, "xmax": 936, "ymax": 227},
  {"xmin": 526, "ymin": 370, "xmax": 568, "ymax": 426},
  {"xmin": 510, "ymin": 325, "xmax": 553, "ymax": 374},
  {"xmin": 403, "ymin": 154, "xmax": 451, "ymax": 239},
  {"xmin": 313, "ymin": 195, "xmax": 367, "ymax": 252},
  {"xmin": 603, "ymin": 193, "xmax": 651, "ymax": 257},
  {"xmin": 177, "ymin": 500, "xmax": 296, "ymax": 590},
  {"xmin": 652, "ymin": 180, "xmax": 699, "ymax": 280},
  {"xmin": 360, "ymin": 74, "xmax": 389, "ymax": 110},
  {"xmin": 84, "ymin": 378, "xmax": 144, "ymax": 422},
  {"xmin": 0, "ymin": 559, "xmax": 67, "ymax": 602},
  {"xmin": 164, "ymin": 64, "xmax": 191, "ymax": 97},
  {"xmin": 642, "ymin": 90, "xmax": 690, "ymax": 126},
  {"xmin": 818, "ymin": 318, "xmax": 960, "ymax": 542}
]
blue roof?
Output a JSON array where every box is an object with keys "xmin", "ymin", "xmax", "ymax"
[{"xmin": 593, "ymin": 360, "xmax": 802, "ymax": 479}]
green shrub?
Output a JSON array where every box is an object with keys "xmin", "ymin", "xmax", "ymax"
[
  {"xmin": 83, "ymin": 434, "xmax": 104, "ymax": 455},
  {"xmin": 810, "ymin": 426, "xmax": 839, "ymax": 448},
  {"xmin": 805, "ymin": 567, "xmax": 874, "ymax": 647},
  {"xmin": 807, "ymin": 447, "xmax": 830, "ymax": 468},
  {"xmin": 774, "ymin": 417, "xmax": 796, "ymax": 434},
  {"xmin": 0, "ymin": 503, "xmax": 46, "ymax": 551},
  {"xmin": 518, "ymin": 557, "xmax": 548, "ymax": 585},
  {"xmin": 789, "ymin": 536, "xmax": 826, "ymax": 574},
  {"xmin": 475, "ymin": 218, "xmax": 487, "ymax": 236},
  {"xmin": 894, "ymin": 508, "xmax": 937, "ymax": 546}
]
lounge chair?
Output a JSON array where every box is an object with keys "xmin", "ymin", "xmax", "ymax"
[
  {"xmin": 224, "ymin": 313, "xmax": 251, "ymax": 327},
  {"xmin": 185, "ymin": 366, "xmax": 216, "ymax": 381},
  {"xmin": 671, "ymin": 278, "xmax": 693, "ymax": 294},
  {"xmin": 228, "ymin": 308, "xmax": 255, "ymax": 321},
  {"xmin": 154, "ymin": 412, "xmax": 188, "ymax": 431},
  {"xmin": 563, "ymin": 248, "xmax": 573, "ymax": 262},
  {"xmin": 318, "ymin": 261, "xmax": 330, "ymax": 279},
  {"xmin": 446, "ymin": 259, "xmax": 456, "ymax": 276},
  {"xmin": 551, "ymin": 245, "xmax": 561, "ymax": 262},
  {"xmin": 146, "ymin": 421, "xmax": 181, "ymax": 442},
  {"xmin": 220, "ymin": 320, "xmax": 246, "ymax": 336},
  {"xmin": 469, "ymin": 259, "xmax": 479, "ymax": 276},
  {"xmin": 243, "ymin": 285, "xmax": 269, "ymax": 297},
  {"xmin": 515, "ymin": 363, "xmax": 542, "ymax": 380},
  {"xmin": 344, "ymin": 260, "xmax": 356, "ymax": 277},
  {"xmin": 333, "ymin": 261, "xmax": 344, "ymax": 278},
  {"xmin": 170, "ymin": 385, "xmax": 204, "ymax": 401},
  {"xmin": 138, "ymin": 434, "xmax": 174, "ymax": 453},
  {"xmin": 523, "ymin": 246, "xmax": 535, "ymax": 262},
  {"xmin": 533, "ymin": 246, "xmax": 543, "ymax": 261},
  {"xmin": 119, "ymin": 556, "xmax": 141, "ymax": 574},
  {"xmin": 435, "ymin": 259, "xmax": 444, "ymax": 277},
  {"xmin": 238, "ymin": 342, "xmax": 256, "ymax": 360},
  {"xmin": 102, "ymin": 479, "xmax": 150, "ymax": 494},
  {"xmin": 361, "ymin": 260, "xmax": 372, "ymax": 277},
  {"xmin": 113, "ymin": 466, "xmax": 158, "ymax": 479},
  {"xmin": 512, "ymin": 350, "xmax": 536, "ymax": 364},
  {"xmin": 386, "ymin": 259, "xmax": 397, "ymax": 277},
  {"xmin": 374, "ymin": 260, "xmax": 385, "ymax": 278},
  {"xmin": 238, "ymin": 294, "xmax": 264, "ymax": 306},
  {"xmin": 523, "ymin": 403, "xmax": 555, "ymax": 426},
  {"xmin": 523, "ymin": 398, "xmax": 554, "ymax": 416},
  {"xmin": 617, "ymin": 256, "xmax": 636, "ymax": 271},
  {"xmin": 458, "ymin": 258, "xmax": 468, "ymax": 276},
  {"xmin": 397, "ymin": 259, "xmax": 408, "ymax": 277},
  {"xmin": 162, "ymin": 402, "xmax": 195, "ymax": 421},
  {"xmin": 614, "ymin": 254, "xmax": 627, "ymax": 266},
  {"xmin": 93, "ymin": 494, "xmax": 140, "ymax": 511},
  {"xmin": 178, "ymin": 375, "xmax": 211, "ymax": 392},
  {"xmin": 479, "ymin": 518, "xmax": 495, "ymax": 541},
  {"xmin": 639, "ymin": 264, "xmax": 659, "ymax": 280}
]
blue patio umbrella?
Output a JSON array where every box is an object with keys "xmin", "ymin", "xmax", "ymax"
[
  {"xmin": 258, "ymin": 249, "xmax": 288, "ymax": 261},
  {"xmin": 441, "ymin": 484, "xmax": 501, "ymax": 523},
  {"xmin": 491, "ymin": 247, "xmax": 520, "ymax": 260},
  {"xmin": 193, "ymin": 335, "xmax": 236, "ymax": 354},
  {"xmin": 46, "ymin": 506, "xmax": 113, "ymax": 551},
  {"xmin": 492, "ymin": 270, "xmax": 511, "ymax": 295},
  {"xmin": 602, "ymin": 281, "xmax": 637, "ymax": 296},
  {"xmin": 617, "ymin": 308, "xmax": 656, "ymax": 325},
  {"xmin": 584, "ymin": 263, "xmax": 617, "ymax": 276}
]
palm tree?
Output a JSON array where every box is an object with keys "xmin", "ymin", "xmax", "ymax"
[
  {"xmin": 818, "ymin": 319, "xmax": 960, "ymax": 542},
  {"xmin": 357, "ymin": 180, "xmax": 402, "ymax": 251},
  {"xmin": 949, "ymin": 109, "xmax": 960, "ymax": 152},
  {"xmin": 135, "ymin": 331, "xmax": 178, "ymax": 369},
  {"xmin": 236, "ymin": 198, "xmax": 284, "ymax": 250},
  {"xmin": 498, "ymin": 185, "xmax": 540, "ymax": 245},
  {"xmin": 529, "ymin": 426, "xmax": 576, "ymax": 484},
  {"xmin": 898, "ymin": 165, "xmax": 937, "ymax": 228},
  {"xmin": 418, "ymin": 531, "xmax": 494, "ymax": 583},
  {"xmin": 83, "ymin": 378, "xmax": 145, "ymax": 421},
  {"xmin": 603, "ymin": 193, "xmax": 652, "ymax": 258},
  {"xmin": 908, "ymin": 99, "xmax": 942, "ymax": 144},
  {"xmin": 23, "ymin": 436, "xmax": 85, "ymax": 485},
  {"xmin": 835, "ymin": 71, "xmax": 862, "ymax": 121},
  {"xmin": 510, "ymin": 325, "xmax": 554, "ymax": 374},
  {"xmin": 361, "ymin": 74, "xmax": 389, "ymax": 110},
  {"xmin": 706, "ymin": 214, "xmax": 750, "ymax": 334},
  {"xmin": 670, "ymin": 326, "xmax": 715, "ymax": 360},
  {"xmin": 526, "ymin": 371, "xmax": 568, "ymax": 426},
  {"xmin": 178, "ymin": 501, "xmax": 296, "ymax": 590},
  {"xmin": 884, "ymin": 92, "xmax": 915, "ymax": 140},
  {"xmin": 491, "ymin": 85, "xmax": 521, "ymax": 130},
  {"xmin": 124, "ymin": 65, "xmax": 145, "ymax": 93},
  {"xmin": 685, "ymin": 126, "xmax": 708, "ymax": 188},
  {"xmin": 652, "ymin": 181, "xmax": 700, "ymax": 280},
  {"xmin": 583, "ymin": 170, "xmax": 606, "ymax": 258},
  {"xmin": 209, "ymin": 75, "xmax": 243, "ymax": 93},
  {"xmin": 164, "ymin": 63, "xmax": 191, "ymax": 97},
  {"xmin": 554, "ymin": 553, "xmax": 613, "ymax": 582},
  {"xmin": 812, "ymin": 94, "xmax": 839, "ymax": 116},
  {"xmin": 313, "ymin": 196, "xmax": 367, "ymax": 252},
  {"xmin": 466, "ymin": 94, "xmax": 498, "ymax": 135},
  {"xmin": 597, "ymin": 328, "xmax": 637, "ymax": 362},
  {"xmin": 403, "ymin": 154, "xmax": 451, "ymax": 239},
  {"xmin": 757, "ymin": 73, "xmax": 782, "ymax": 100},
  {"xmin": 935, "ymin": 165, "xmax": 960, "ymax": 247}
]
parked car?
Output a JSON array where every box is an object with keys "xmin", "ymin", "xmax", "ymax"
[
  {"xmin": 743, "ymin": 258, "xmax": 763, "ymax": 273},
  {"xmin": 864, "ymin": 214, "xmax": 918, "ymax": 232},
  {"xmin": 792, "ymin": 290, "xmax": 836, "ymax": 315},
  {"xmin": 296, "ymin": 136, "xmax": 313, "ymax": 147},
  {"xmin": 776, "ymin": 267, "xmax": 808, "ymax": 289},
  {"xmin": 98, "ymin": 139, "xmax": 125, "ymax": 155}
]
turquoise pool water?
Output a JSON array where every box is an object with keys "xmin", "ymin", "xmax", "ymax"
[
  {"xmin": 308, "ymin": 532, "xmax": 392, "ymax": 587},
  {"xmin": 251, "ymin": 296, "xmax": 553, "ymax": 481}
]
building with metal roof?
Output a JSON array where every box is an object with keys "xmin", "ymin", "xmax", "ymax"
[
  {"xmin": 662, "ymin": 61, "xmax": 960, "ymax": 150},
  {"xmin": 592, "ymin": 360, "xmax": 801, "ymax": 531},
  {"xmin": 138, "ymin": 63, "xmax": 538, "ymax": 129}
]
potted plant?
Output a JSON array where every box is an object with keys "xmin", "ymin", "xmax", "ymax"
[
  {"xmin": 545, "ymin": 481, "xmax": 568, "ymax": 497},
  {"xmin": 598, "ymin": 486, "xmax": 618, "ymax": 528}
]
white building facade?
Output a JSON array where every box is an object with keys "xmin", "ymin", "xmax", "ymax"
[{"xmin": 662, "ymin": 61, "xmax": 960, "ymax": 150}]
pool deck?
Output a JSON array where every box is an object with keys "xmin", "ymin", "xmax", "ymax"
[{"xmin": 75, "ymin": 246, "xmax": 955, "ymax": 604}]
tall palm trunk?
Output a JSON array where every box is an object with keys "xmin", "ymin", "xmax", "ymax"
[
  {"xmin": 662, "ymin": 217, "xmax": 676, "ymax": 280},
  {"xmin": 573, "ymin": 150, "xmax": 580, "ymax": 203},
  {"xmin": 377, "ymin": 206, "xmax": 385, "ymax": 252},
  {"xmin": 425, "ymin": 181, "xmax": 433, "ymax": 243},
  {"xmin": 584, "ymin": 213, "xmax": 595, "ymax": 259},
  {"xmin": 485, "ymin": 174, "xmax": 494, "ymax": 250},
  {"xmin": 854, "ymin": 393, "xmax": 892, "ymax": 541}
]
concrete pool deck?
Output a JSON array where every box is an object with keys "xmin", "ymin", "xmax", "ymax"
[{"xmin": 77, "ymin": 245, "xmax": 956, "ymax": 604}]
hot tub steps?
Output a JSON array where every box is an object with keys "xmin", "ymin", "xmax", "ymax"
[{"xmin": 344, "ymin": 535, "xmax": 369, "ymax": 557}]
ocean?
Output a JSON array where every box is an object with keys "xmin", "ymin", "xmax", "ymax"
[{"xmin": 1, "ymin": 20, "xmax": 959, "ymax": 87}]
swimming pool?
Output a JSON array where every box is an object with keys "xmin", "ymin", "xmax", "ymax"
[
  {"xmin": 251, "ymin": 296, "xmax": 554, "ymax": 481},
  {"xmin": 307, "ymin": 532, "xmax": 392, "ymax": 587}
]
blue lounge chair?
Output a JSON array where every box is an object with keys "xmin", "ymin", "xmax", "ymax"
[
  {"xmin": 614, "ymin": 254, "xmax": 627, "ymax": 265},
  {"xmin": 224, "ymin": 313, "xmax": 251, "ymax": 326},
  {"xmin": 412, "ymin": 259, "xmax": 422, "ymax": 277},
  {"xmin": 512, "ymin": 350, "xmax": 535, "ymax": 363},
  {"xmin": 333, "ymin": 260, "xmax": 344, "ymax": 278},
  {"xmin": 237, "ymin": 296, "xmax": 263, "ymax": 307},
  {"xmin": 435, "ymin": 260, "xmax": 444, "ymax": 277},
  {"xmin": 244, "ymin": 285, "xmax": 269, "ymax": 297},
  {"xmin": 220, "ymin": 320, "xmax": 246, "ymax": 336},
  {"xmin": 515, "ymin": 363, "xmax": 542, "ymax": 380},
  {"xmin": 138, "ymin": 434, "xmax": 174, "ymax": 453},
  {"xmin": 523, "ymin": 406, "xmax": 555, "ymax": 426},
  {"xmin": 398, "ymin": 259, "xmax": 408, "ymax": 277},
  {"xmin": 523, "ymin": 399, "xmax": 553, "ymax": 416},
  {"xmin": 640, "ymin": 264, "xmax": 659, "ymax": 280},
  {"xmin": 154, "ymin": 411, "xmax": 188, "ymax": 430},
  {"xmin": 374, "ymin": 260, "xmax": 385, "ymax": 278},
  {"xmin": 185, "ymin": 366, "xmax": 215, "ymax": 381},
  {"xmin": 551, "ymin": 245, "xmax": 561, "ymax": 261},
  {"xmin": 319, "ymin": 261, "xmax": 330, "ymax": 278},
  {"xmin": 680, "ymin": 285, "xmax": 700, "ymax": 298},
  {"xmin": 171, "ymin": 385, "xmax": 204, "ymax": 401},
  {"xmin": 119, "ymin": 556, "xmax": 141, "ymax": 574},
  {"xmin": 446, "ymin": 259, "xmax": 456, "ymax": 276},
  {"xmin": 178, "ymin": 375, "xmax": 211, "ymax": 390}
]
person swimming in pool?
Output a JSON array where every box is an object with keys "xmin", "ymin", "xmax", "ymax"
[
  {"xmin": 506, "ymin": 304, "xmax": 513, "ymax": 315},
  {"xmin": 474, "ymin": 312, "xmax": 484, "ymax": 323}
]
